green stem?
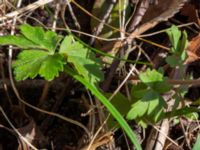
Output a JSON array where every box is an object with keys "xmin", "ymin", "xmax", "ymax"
[{"xmin": 163, "ymin": 107, "xmax": 200, "ymax": 120}]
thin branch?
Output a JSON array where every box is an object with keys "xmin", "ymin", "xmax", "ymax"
[
  {"xmin": 0, "ymin": 107, "xmax": 38, "ymax": 150},
  {"xmin": 0, "ymin": 0, "xmax": 55, "ymax": 22},
  {"xmin": 89, "ymin": 0, "xmax": 116, "ymax": 45}
]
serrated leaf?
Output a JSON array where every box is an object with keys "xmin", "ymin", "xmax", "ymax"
[
  {"xmin": 126, "ymin": 100, "xmax": 148, "ymax": 120},
  {"xmin": 20, "ymin": 24, "xmax": 45, "ymax": 45},
  {"xmin": 127, "ymin": 90, "xmax": 167, "ymax": 124},
  {"xmin": 12, "ymin": 50, "xmax": 65, "ymax": 81},
  {"xmin": 0, "ymin": 24, "xmax": 61, "ymax": 53},
  {"xmin": 139, "ymin": 69, "xmax": 171, "ymax": 93},
  {"xmin": 139, "ymin": 69, "xmax": 163, "ymax": 83},
  {"xmin": 0, "ymin": 35, "xmax": 38, "ymax": 49},
  {"xmin": 59, "ymin": 35, "xmax": 104, "ymax": 85},
  {"xmin": 20, "ymin": 24, "xmax": 61, "ymax": 52},
  {"xmin": 143, "ymin": 90, "xmax": 165, "ymax": 121},
  {"xmin": 39, "ymin": 54, "xmax": 65, "ymax": 80},
  {"xmin": 43, "ymin": 31, "xmax": 62, "ymax": 52},
  {"xmin": 143, "ymin": 90, "xmax": 160, "ymax": 115}
]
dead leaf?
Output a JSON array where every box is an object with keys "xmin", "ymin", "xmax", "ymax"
[
  {"xmin": 17, "ymin": 119, "xmax": 47, "ymax": 148},
  {"xmin": 82, "ymin": 132, "xmax": 113, "ymax": 150},
  {"xmin": 133, "ymin": 0, "xmax": 187, "ymax": 35},
  {"xmin": 141, "ymin": 0, "xmax": 186, "ymax": 24},
  {"xmin": 185, "ymin": 33, "xmax": 200, "ymax": 63}
]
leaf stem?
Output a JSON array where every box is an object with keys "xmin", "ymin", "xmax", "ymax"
[{"xmin": 38, "ymin": 81, "xmax": 50, "ymax": 107}]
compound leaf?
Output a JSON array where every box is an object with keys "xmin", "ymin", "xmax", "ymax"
[
  {"xmin": 12, "ymin": 50, "xmax": 65, "ymax": 81},
  {"xmin": 0, "ymin": 24, "xmax": 61, "ymax": 52},
  {"xmin": 59, "ymin": 35, "xmax": 104, "ymax": 85}
]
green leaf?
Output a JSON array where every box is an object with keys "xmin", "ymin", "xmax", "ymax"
[
  {"xmin": 131, "ymin": 82, "xmax": 148, "ymax": 99},
  {"xmin": 0, "ymin": 24, "xmax": 61, "ymax": 52},
  {"xmin": 139, "ymin": 69, "xmax": 163, "ymax": 84},
  {"xmin": 127, "ymin": 90, "xmax": 166, "ymax": 124},
  {"xmin": 0, "ymin": 24, "xmax": 66, "ymax": 81},
  {"xmin": 0, "ymin": 35, "xmax": 38, "ymax": 49},
  {"xmin": 20, "ymin": 24, "xmax": 45, "ymax": 45},
  {"xmin": 137, "ymin": 119, "xmax": 148, "ymax": 128},
  {"xmin": 180, "ymin": 30, "xmax": 188, "ymax": 61},
  {"xmin": 126, "ymin": 100, "xmax": 148, "ymax": 120},
  {"xmin": 144, "ymin": 90, "xmax": 160, "ymax": 115},
  {"xmin": 143, "ymin": 90, "xmax": 165, "ymax": 122},
  {"xmin": 139, "ymin": 69, "xmax": 171, "ymax": 93},
  {"xmin": 106, "ymin": 92, "xmax": 131, "ymax": 129},
  {"xmin": 166, "ymin": 25, "xmax": 181, "ymax": 53},
  {"xmin": 39, "ymin": 54, "xmax": 65, "ymax": 80},
  {"xmin": 166, "ymin": 55, "xmax": 181, "ymax": 67},
  {"xmin": 184, "ymin": 112, "xmax": 198, "ymax": 121},
  {"xmin": 43, "ymin": 31, "xmax": 62, "ymax": 52},
  {"xmin": 59, "ymin": 35, "xmax": 104, "ymax": 85},
  {"xmin": 20, "ymin": 24, "xmax": 61, "ymax": 52},
  {"xmin": 147, "ymin": 96, "xmax": 165, "ymax": 122},
  {"xmin": 193, "ymin": 135, "xmax": 200, "ymax": 150},
  {"xmin": 166, "ymin": 25, "xmax": 188, "ymax": 68},
  {"xmin": 12, "ymin": 50, "xmax": 65, "ymax": 81}
]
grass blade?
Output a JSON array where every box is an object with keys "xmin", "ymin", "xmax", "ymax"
[{"xmin": 65, "ymin": 66, "xmax": 142, "ymax": 150}]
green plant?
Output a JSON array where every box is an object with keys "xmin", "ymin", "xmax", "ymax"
[
  {"xmin": 126, "ymin": 69, "xmax": 171, "ymax": 127},
  {"xmin": 0, "ymin": 24, "xmax": 142, "ymax": 150},
  {"xmin": 166, "ymin": 25, "xmax": 188, "ymax": 68},
  {"xmin": 125, "ymin": 24, "xmax": 189, "ymax": 124},
  {"xmin": 107, "ymin": 25, "xmax": 200, "ymax": 128}
]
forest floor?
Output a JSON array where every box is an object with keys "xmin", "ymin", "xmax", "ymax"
[{"xmin": 0, "ymin": 0, "xmax": 200, "ymax": 150}]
